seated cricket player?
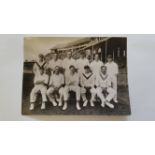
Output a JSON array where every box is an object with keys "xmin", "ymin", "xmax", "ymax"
[
  {"xmin": 63, "ymin": 65, "xmax": 81, "ymax": 111},
  {"xmin": 29, "ymin": 67, "xmax": 49, "ymax": 111},
  {"xmin": 96, "ymin": 65, "xmax": 116, "ymax": 109},
  {"xmin": 47, "ymin": 66, "xmax": 65, "ymax": 107},
  {"xmin": 80, "ymin": 65, "xmax": 96, "ymax": 107}
]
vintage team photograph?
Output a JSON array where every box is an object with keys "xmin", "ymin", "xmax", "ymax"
[{"xmin": 22, "ymin": 36, "xmax": 131, "ymax": 115}]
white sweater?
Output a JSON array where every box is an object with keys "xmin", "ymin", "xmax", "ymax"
[{"xmin": 80, "ymin": 72, "xmax": 95, "ymax": 87}]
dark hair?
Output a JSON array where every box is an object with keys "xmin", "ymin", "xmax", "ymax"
[
  {"xmin": 101, "ymin": 65, "xmax": 107, "ymax": 69},
  {"xmin": 38, "ymin": 54, "xmax": 44, "ymax": 58},
  {"xmin": 107, "ymin": 54, "xmax": 112, "ymax": 59},
  {"xmin": 81, "ymin": 52, "xmax": 85, "ymax": 56},
  {"xmin": 39, "ymin": 67, "xmax": 44, "ymax": 71},
  {"xmin": 84, "ymin": 65, "xmax": 90, "ymax": 70},
  {"xmin": 55, "ymin": 66, "xmax": 60, "ymax": 69},
  {"xmin": 69, "ymin": 65, "xmax": 75, "ymax": 69}
]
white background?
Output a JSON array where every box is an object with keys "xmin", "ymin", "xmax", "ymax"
[{"xmin": 0, "ymin": 0, "xmax": 155, "ymax": 155}]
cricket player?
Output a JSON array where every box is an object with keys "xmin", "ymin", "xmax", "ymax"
[
  {"xmin": 76, "ymin": 52, "xmax": 89, "ymax": 74},
  {"xmin": 29, "ymin": 67, "xmax": 49, "ymax": 111},
  {"xmin": 105, "ymin": 55, "xmax": 119, "ymax": 103},
  {"xmin": 44, "ymin": 53, "xmax": 52, "ymax": 70},
  {"xmin": 96, "ymin": 65, "xmax": 116, "ymax": 109},
  {"xmin": 90, "ymin": 53, "xmax": 104, "ymax": 76},
  {"xmin": 87, "ymin": 55, "xmax": 93, "ymax": 66},
  {"xmin": 47, "ymin": 66, "xmax": 65, "ymax": 107},
  {"xmin": 80, "ymin": 65, "xmax": 96, "ymax": 107},
  {"xmin": 63, "ymin": 65, "xmax": 81, "ymax": 110},
  {"xmin": 63, "ymin": 51, "xmax": 76, "ymax": 74},
  {"xmin": 33, "ymin": 54, "xmax": 46, "ymax": 75},
  {"xmin": 49, "ymin": 52, "xmax": 62, "ymax": 72}
]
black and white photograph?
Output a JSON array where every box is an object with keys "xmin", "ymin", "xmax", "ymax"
[{"xmin": 22, "ymin": 36, "xmax": 131, "ymax": 115}]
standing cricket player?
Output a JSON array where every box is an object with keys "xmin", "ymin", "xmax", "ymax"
[
  {"xmin": 44, "ymin": 53, "xmax": 52, "ymax": 70},
  {"xmin": 47, "ymin": 66, "xmax": 65, "ymax": 107},
  {"xmin": 33, "ymin": 54, "xmax": 46, "ymax": 75},
  {"xmin": 63, "ymin": 51, "xmax": 76, "ymax": 74},
  {"xmin": 105, "ymin": 54, "xmax": 119, "ymax": 103},
  {"xmin": 29, "ymin": 67, "xmax": 49, "ymax": 110},
  {"xmin": 80, "ymin": 65, "xmax": 96, "ymax": 107},
  {"xmin": 49, "ymin": 52, "xmax": 62, "ymax": 72},
  {"xmin": 76, "ymin": 52, "xmax": 89, "ymax": 74},
  {"xmin": 63, "ymin": 65, "xmax": 81, "ymax": 110},
  {"xmin": 90, "ymin": 53, "xmax": 104, "ymax": 75},
  {"xmin": 96, "ymin": 65, "xmax": 116, "ymax": 109}
]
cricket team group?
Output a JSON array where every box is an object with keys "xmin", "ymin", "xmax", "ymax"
[{"xmin": 29, "ymin": 50, "xmax": 119, "ymax": 111}]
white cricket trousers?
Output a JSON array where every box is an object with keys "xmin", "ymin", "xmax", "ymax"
[
  {"xmin": 96, "ymin": 87, "xmax": 116, "ymax": 103},
  {"xmin": 30, "ymin": 85, "xmax": 47, "ymax": 103},
  {"xmin": 63, "ymin": 86, "xmax": 80, "ymax": 101},
  {"xmin": 80, "ymin": 87, "xmax": 96, "ymax": 101},
  {"xmin": 47, "ymin": 87, "xmax": 64, "ymax": 97},
  {"xmin": 111, "ymin": 75, "xmax": 117, "ymax": 100}
]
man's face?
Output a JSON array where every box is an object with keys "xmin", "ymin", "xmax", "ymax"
[
  {"xmin": 87, "ymin": 55, "xmax": 92, "ymax": 62},
  {"xmin": 45, "ymin": 56, "xmax": 50, "ymax": 62},
  {"xmin": 81, "ymin": 54, "xmax": 85, "ymax": 59},
  {"xmin": 70, "ymin": 66, "xmax": 75, "ymax": 73},
  {"xmin": 39, "ymin": 55, "xmax": 44, "ymax": 61},
  {"xmin": 107, "ymin": 58, "xmax": 112, "ymax": 62},
  {"xmin": 67, "ymin": 52, "xmax": 72, "ymax": 59},
  {"xmin": 55, "ymin": 67, "xmax": 59, "ymax": 74},
  {"xmin": 101, "ymin": 66, "xmax": 107, "ymax": 74},
  {"xmin": 94, "ymin": 54, "xmax": 99, "ymax": 61},
  {"xmin": 84, "ymin": 68, "xmax": 90, "ymax": 74},
  {"xmin": 39, "ymin": 69, "xmax": 44, "ymax": 75},
  {"xmin": 53, "ymin": 54, "xmax": 57, "ymax": 60}
]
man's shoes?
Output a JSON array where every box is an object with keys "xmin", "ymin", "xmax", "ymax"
[
  {"xmin": 113, "ymin": 99, "xmax": 118, "ymax": 103},
  {"xmin": 52, "ymin": 100, "xmax": 57, "ymax": 106},
  {"xmin": 62, "ymin": 102, "xmax": 67, "ymax": 110},
  {"xmin": 58, "ymin": 100, "xmax": 63, "ymax": 106},
  {"xmin": 29, "ymin": 103, "xmax": 34, "ymax": 111},
  {"xmin": 105, "ymin": 101, "xmax": 114, "ymax": 109},
  {"xmin": 76, "ymin": 102, "xmax": 81, "ymax": 110},
  {"xmin": 83, "ymin": 100, "xmax": 88, "ymax": 107},
  {"xmin": 90, "ymin": 100, "xmax": 95, "ymax": 107},
  {"xmin": 41, "ymin": 102, "xmax": 46, "ymax": 110},
  {"xmin": 101, "ymin": 102, "xmax": 105, "ymax": 108}
]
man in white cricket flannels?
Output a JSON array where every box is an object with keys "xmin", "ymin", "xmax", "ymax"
[
  {"xmin": 47, "ymin": 66, "xmax": 65, "ymax": 107},
  {"xmin": 63, "ymin": 50, "xmax": 76, "ymax": 74},
  {"xmin": 76, "ymin": 52, "xmax": 89, "ymax": 74},
  {"xmin": 33, "ymin": 54, "xmax": 46, "ymax": 75},
  {"xmin": 49, "ymin": 51, "xmax": 62, "ymax": 72},
  {"xmin": 63, "ymin": 65, "xmax": 81, "ymax": 111},
  {"xmin": 105, "ymin": 54, "xmax": 119, "ymax": 103},
  {"xmin": 96, "ymin": 65, "xmax": 116, "ymax": 109},
  {"xmin": 29, "ymin": 67, "xmax": 49, "ymax": 111},
  {"xmin": 80, "ymin": 65, "xmax": 96, "ymax": 107},
  {"xmin": 44, "ymin": 53, "xmax": 52, "ymax": 70},
  {"xmin": 46, "ymin": 53, "xmax": 53, "ymax": 69},
  {"xmin": 87, "ymin": 55, "xmax": 93, "ymax": 67},
  {"xmin": 90, "ymin": 53, "xmax": 104, "ymax": 76}
]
